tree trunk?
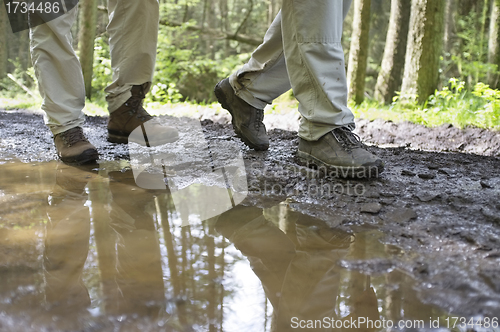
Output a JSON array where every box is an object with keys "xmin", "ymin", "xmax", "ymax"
[
  {"xmin": 347, "ymin": 0, "xmax": 372, "ymax": 105},
  {"xmin": 0, "ymin": 5, "xmax": 8, "ymax": 80},
  {"xmin": 374, "ymin": 0, "xmax": 411, "ymax": 103},
  {"xmin": 17, "ymin": 30, "xmax": 30, "ymax": 70},
  {"xmin": 443, "ymin": 0, "xmax": 456, "ymax": 54},
  {"xmin": 442, "ymin": 0, "xmax": 460, "ymax": 80},
  {"xmin": 400, "ymin": 0, "xmax": 445, "ymax": 103},
  {"xmin": 488, "ymin": 0, "xmax": 500, "ymax": 88},
  {"xmin": 78, "ymin": 0, "xmax": 98, "ymax": 100}
]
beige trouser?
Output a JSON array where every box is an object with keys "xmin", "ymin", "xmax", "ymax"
[
  {"xmin": 230, "ymin": 0, "xmax": 354, "ymax": 141},
  {"xmin": 29, "ymin": 0, "xmax": 159, "ymax": 135}
]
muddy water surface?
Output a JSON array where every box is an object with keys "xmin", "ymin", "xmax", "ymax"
[{"xmin": 0, "ymin": 160, "xmax": 485, "ymax": 331}]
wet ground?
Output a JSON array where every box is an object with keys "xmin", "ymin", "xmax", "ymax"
[{"xmin": 0, "ymin": 109, "xmax": 500, "ymax": 331}]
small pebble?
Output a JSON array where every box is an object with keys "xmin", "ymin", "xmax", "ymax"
[
  {"xmin": 418, "ymin": 173, "xmax": 436, "ymax": 179},
  {"xmin": 401, "ymin": 169, "xmax": 416, "ymax": 176}
]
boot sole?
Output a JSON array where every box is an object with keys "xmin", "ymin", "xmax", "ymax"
[
  {"xmin": 297, "ymin": 150, "xmax": 384, "ymax": 179},
  {"xmin": 59, "ymin": 148, "xmax": 99, "ymax": 166},
  {"xmin": 214, "ymin": 81, "xmax": 269, "ymax": 151}
]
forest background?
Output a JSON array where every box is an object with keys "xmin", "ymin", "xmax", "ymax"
[{"xmin": 0, "ymin": 0, "xmax": 499, "ymax": 130}]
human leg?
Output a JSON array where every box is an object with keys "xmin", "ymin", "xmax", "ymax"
[
  {"xmin": 229, "ymin": 12, "xmax": 291, "ymax": 109},
  {"xmin": 214, "ymin": 12, "xmax": 290, "ymax": 150},
  {"xmin": 105, "ymin": 0, "xmax": 159, "ymax": 111},
  {"xmin": 105, "ymin": 0, "xmax": 178, "ymax": 145},
  {"xmin": 30, "ymin": 7, "xmax": 98, "ymax": 164},
  {"xmin": 281, "ymin": 0, "xmax": 354, "ymax": 141},
  {"xmin": 30, "ymin": 6, "xmax": 85, "ymax": 135},
  {"xmin": 281, "ymin": 0, "xmax": 383, "ymax": 176}
]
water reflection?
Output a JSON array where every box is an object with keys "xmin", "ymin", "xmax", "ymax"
[{"xmin": 0, "ymin": 160, "xmax": 449, "ymax": 331}]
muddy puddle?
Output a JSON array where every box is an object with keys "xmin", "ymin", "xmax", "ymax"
[{"xmin": 2, "ymin": 159, "xmax": 496, "ymax": 332}]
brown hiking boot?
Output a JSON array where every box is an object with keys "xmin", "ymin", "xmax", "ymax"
[
  {"xmin": 107, "ymin": 84, "xmax": 179, "ymax": 145},
  {"xmin": 297, "ymin": 127, "xmax": 384, "ymax": 178},
  {"xmin": 53, "ymin": 127, "xmax": 99, "ymax": 165},
  {"xmin": 214, "ymin": 78, "xmax": 269, "ymax": 151}
]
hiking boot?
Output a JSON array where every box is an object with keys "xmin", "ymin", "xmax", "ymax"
[
  {"xmin": 107, "ymin": 84, "xmax": 179, "ymax": 145},
  {"xmin": 53, "ymin": 127, "xmax": 99, "ymax": 165},
  {"xmin": 297, "ymin": 127, "xmax": 384, "ymax": 178},
  {"xmin": 214, "ymin": 78, "xmax": 269, "ymax": 151}
]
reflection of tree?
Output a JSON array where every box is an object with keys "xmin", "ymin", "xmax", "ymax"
[
  {"xmin": 343, "ymin": 232, "xmax": 379, "ymax": 332},
  {"xmin": 0, "ymin": 162, "xmax": 456, "ymax": 331},
  {"xmin": 155, "ymin": 191, "xmax": 236, "ymax": 331},
  {"xmin": 86, "ymin": 168, "xmax": 240, "ymax": 330},
  {"xmin": 156, "ymin": 194, "xmax": 189, "ymax": 327}
]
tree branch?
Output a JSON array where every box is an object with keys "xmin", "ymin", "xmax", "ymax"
[
  {"xmin": 159, "ymin": 20, "xmax": 262, "ymax": 46},
  {"xmin": 96, "ymin": 5, "xmax": 261, "ymax": 46},
  {"xmin": 234, "ymin": 0, "xmax": 253, "ymax": 37}
]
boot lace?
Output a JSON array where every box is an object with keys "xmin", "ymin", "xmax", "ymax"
[
  {"xmin": 60, "ymin": 127, "xmax": 88, "ymax": 147},
  {"xmin": 254, "ymin": 109, "xmax": 264, "ymax": 130},
  {"xmin": 332, "ymin": 127, "xmax": 363, "ymax": 152},
  {"xmin": 125, "ymin": 96, "xmax": 153, "ymax": 122}
]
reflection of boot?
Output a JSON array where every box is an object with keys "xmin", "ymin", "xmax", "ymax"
[
  {"xmin": 215, "ymin": 206, "xmax": 295, "ymax": 309},
  {"xmin": 217, "ymin": 204, "xmax": 354, "ymax": 332},
  {"xmin": 53, "ymin": 163, "xmax": 97, "ymax": 194},
  {"xmin": 295, "ymin": 223, "xmax": 353, "ymax": 251},
  {"xmin": 107, "ymin": 170, "xmax": 158, "ymax": 231}
]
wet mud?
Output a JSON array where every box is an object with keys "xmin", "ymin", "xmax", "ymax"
[{"xmin": 0, "ymin": 109, "xmax": 499, "ymax": 331}]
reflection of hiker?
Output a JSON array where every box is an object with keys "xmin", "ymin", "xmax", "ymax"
[
  {"xmin": 215, "ymin": 0, "xmax": 383, "ymax": 177},
  {"xmin": 43, "ymin": 165, "xmax": 166, "ymax": 318},
  {"xmin": 43, "ymin": 165, "xmax": 92, "ymax": 316},
  {"xmin": 215, "ymin": 206, "xmax": 379, "ymax": 331},
  {"xmin": 29, "ymin": 0, "xmax": 178, "ymax": 165}
]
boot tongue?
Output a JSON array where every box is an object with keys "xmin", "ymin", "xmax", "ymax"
[
  {"xmin": 126, "ymin": 84, "xmax": 148, "ymax": 110},
  {"xmin": 130, "ymin": 85, "xmax": 146, "ymax": 99},
  {"xmin": 130, "ymin": 83, "xmax": 151, "ymax": 99}
]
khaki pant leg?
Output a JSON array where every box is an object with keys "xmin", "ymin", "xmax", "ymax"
[
  {"xmin": 105, "ymin": 0, "xmax": 159, "ymax": 112},
  {"xmin": 229, "ymin": 12, "xmax": 291, "ymax": 109},
  {"xmin": 30, "ymin": 7, "xmax": 86, "ymax": 135},
  {"xmin": 282, "ymin": 0, "xmax": 354, "ymax": 141}
]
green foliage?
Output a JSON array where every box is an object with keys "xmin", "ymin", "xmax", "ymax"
[
  {"xmin": 0, "ymin": 58, "xmax": 37, "ymax": 97},
  {"xmin": 90, "ymin": 37, "xmax": 112, "ymax": 106},
  {"xmin": 352, "ymin": 78, "xmax": 500, "ymax": 130},
  {"xmin": 449, "ymin": 6, "xmax": 494, "ymax": 88},
  {"xmin": 46, "ymin": 23, "xmax": 251, "ymax": 106},
  {"xmin": 145, "ymin": 25, "xmax": 250, "ymax": 104}
]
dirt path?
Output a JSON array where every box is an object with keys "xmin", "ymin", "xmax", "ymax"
[{"xmin": 1, "ymin": 109, "xmax": 500, "ymax": 318}]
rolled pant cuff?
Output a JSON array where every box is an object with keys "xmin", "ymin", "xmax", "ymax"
[
  {"xmin": 298, "ymin": 122, "xmax": 355, "ymax": 142},
  {"xmin": 229, "ymin": 73, "xmax": 270, "ymax": 110},
  {"xmin": 107, "ymin": 92, "xmax": 132, "ymax": 113},
  {"xmin": 47, "ymin": 116, "xmax": 86, "ymax": 136}
]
